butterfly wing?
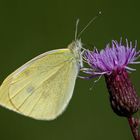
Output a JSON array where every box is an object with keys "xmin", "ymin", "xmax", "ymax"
[{"xmin": 0, "ymin": 49, "xmax": 79, "ymax": 120}]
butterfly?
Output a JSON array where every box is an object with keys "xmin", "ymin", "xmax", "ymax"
[
  {"xmin": 0, "ymin": 39, "xmax": 83, "ymax": 120},
  {"xmin": 0, "ymin": 15, "xmax": 100, "ymax": 120}
]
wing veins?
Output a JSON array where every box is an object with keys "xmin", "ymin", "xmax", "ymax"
[
  {"xmin": 9, "ymin": 62, "xmax": 68, "ymax": 112},
  {"xmin": 28, "ymin": 62, "xmax": 71, "ymax": 116},
  {"xmin": 9, "ymin": 80, "xmax": 32, "ymax": 99}
]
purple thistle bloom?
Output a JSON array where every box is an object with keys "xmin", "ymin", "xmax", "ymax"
[
  {"xmin": 84, "ymin": 39, "xmax": 140, "ymax": 76},
  {"xmin": 83, "ymin": 39, "xmax": 140, "ymax": 117}
]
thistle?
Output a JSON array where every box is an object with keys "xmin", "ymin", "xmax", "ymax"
[{"xmin": 83, "ymin": 39, "xmax": 140, "ymax": 140}]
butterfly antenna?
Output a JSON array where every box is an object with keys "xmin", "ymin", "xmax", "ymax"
[
  {"xmin": 77, "ymin": 11, "xmax": 102, "ymax": 38},
  {"xmin": 75, "ymin": 19, "xmax": 80, "ymax": 40}
]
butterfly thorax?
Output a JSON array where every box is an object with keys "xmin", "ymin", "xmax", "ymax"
[{"xmin": 68, "ymin": 40, "xmax": 83, "ymax": 68}]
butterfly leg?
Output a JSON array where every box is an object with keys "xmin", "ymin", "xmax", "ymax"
[{"xmin": 79, "ymin": 68, "xmax": 100, "ymax": 80}]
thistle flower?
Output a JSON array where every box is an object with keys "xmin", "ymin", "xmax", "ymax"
[
  {"xmin": 84, "ymin": 39, "xmax": 140, "ymax": 116},
  {"xmin": 83, "ymin": 39, "xmax": 140, "ymax": 140}
]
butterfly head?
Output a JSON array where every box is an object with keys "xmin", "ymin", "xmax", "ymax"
[{"xmin": 68, "ymin": 39, "xmax": 83, "ymax": 68}]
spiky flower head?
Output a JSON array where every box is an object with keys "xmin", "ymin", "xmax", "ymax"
[
  {"xmin": 85, "ymin": 39, "xmax": 140, "ymax": 75},
  {"xmin": 84, "ymin": 39, "xmax": 140, "ymax": 117}
]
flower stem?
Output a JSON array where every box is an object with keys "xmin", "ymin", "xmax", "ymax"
[{"xmin": 128, "ymin": 116, "xmax": 140, "ymax": 140}]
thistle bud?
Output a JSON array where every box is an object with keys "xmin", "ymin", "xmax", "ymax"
[{"xmin": 105, "ymin": 69, "xmax": 140, "ymax": 117}]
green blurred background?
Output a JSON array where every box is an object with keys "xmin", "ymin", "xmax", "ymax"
[{"xmin": 0, "ymin": 0, "xmax": 140, "ymax": 140}]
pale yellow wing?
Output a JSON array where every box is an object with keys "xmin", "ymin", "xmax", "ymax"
[{"xmin": 0, "ymin": 49, "xmax": 79, "ymax": 120}]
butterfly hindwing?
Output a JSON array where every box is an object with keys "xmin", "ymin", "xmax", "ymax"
[{"xmin": 0, "ymin": 49, "xmax": 79, "ymax": 120}]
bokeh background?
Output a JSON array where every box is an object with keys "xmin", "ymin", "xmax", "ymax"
[{"xmin": 0, "ymin": 0, "xmax": 140, "ymax": 140}]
